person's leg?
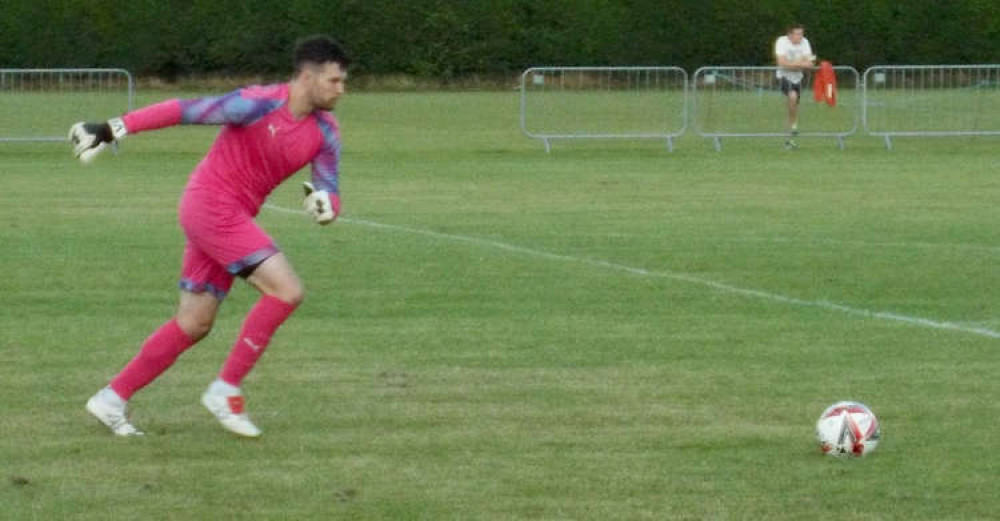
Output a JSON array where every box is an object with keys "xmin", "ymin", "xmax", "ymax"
[
  {"xmin": 86, "ymin": 236, "xmax": 233, "ymax": 437},
  {"xmin": 108, "ymin": 291, "xmax": 220, "ymax": 400},
  {"xmin": 217, "ymin": 253, "xmax": 303, "ymax": 388},
  {"xmin": 201, "ymin": 254, "xmax": 302, "ymax": 437},
  {"xmin": 781, "ymin": 79, "xmax": 800, "ymax": 149},
  {"xmin": 788, "ymin": 88, "xmax": 800, "ymax": 130},
  {"xmin": 188, "ymin": 203, "xmax": 302, "ymax": 436},
  {"xmin": 86, "ymin": 291, "xmax": 222, "ymax": 436}
]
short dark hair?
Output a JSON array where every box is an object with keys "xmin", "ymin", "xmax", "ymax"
[
  {"xmin": 294, "ymin": 35, "xmax": 352, "ymax": 72},
  {"xmin": 787, "ymin": 23, "xmax": 805, "ymax": 33}
]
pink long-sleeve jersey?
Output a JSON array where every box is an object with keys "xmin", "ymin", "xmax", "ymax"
[{"xmin": 121, "ymin": 83, "xmax": 341, "ymax": 214}]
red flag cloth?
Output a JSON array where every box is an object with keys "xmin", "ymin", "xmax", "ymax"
[{"xmin": 813, "ymin": 60, "xmax": 837, "ymax": 106}]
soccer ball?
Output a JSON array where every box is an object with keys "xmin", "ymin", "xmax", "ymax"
[{"xmin": 816, "ymin": 401, "xmax": 881, "ymax": 457}]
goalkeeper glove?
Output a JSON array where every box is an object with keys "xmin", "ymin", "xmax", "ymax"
[
  {"xmin": 69, "ymin": 117, "xmax": 127, "ymax": 164},
  {"xmin": 302, "ymin": 182, "xmax": 337, "ymax": 225}
]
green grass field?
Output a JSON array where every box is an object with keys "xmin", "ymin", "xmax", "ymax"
[{"xmin": 2, "ymin": 90, "xmax": 999, "ymax": 520}]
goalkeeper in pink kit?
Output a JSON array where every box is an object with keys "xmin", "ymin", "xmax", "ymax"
[{"xmin": 72, "ymin": 36, "xmax": 350, "ymax": 437}]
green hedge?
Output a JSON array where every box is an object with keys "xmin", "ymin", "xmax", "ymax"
[{"xmin": 2, "ymin": 0, "xmax": 996, "ymax": 79}]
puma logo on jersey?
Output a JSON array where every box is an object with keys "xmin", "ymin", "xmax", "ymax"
[{"xmin": 268, "ymin": 124, "xmax": 279, "ymax": 137}]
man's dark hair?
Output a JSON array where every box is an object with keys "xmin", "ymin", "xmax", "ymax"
[
  {"xmin": 294, "ymin": 35, "xmax": 352, "ymax": 72},
  {"xmin": 787, "ymin": 23, "xmax": 805, "ymax": 33}
]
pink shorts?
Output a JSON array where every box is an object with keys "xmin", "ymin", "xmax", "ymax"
[{"xmin": 177, "ymin": 187, "xmax": 278, "ymax": 299}]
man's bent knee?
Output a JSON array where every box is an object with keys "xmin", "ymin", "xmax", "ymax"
[
  {"xmin": 176, "ymin": 291, "xmax": 221, "ymax": 341},
  {"xmin": 270, "ymin": 283, "xmax": 305, "ymax": 306},
  {"xmin": 175, "ymin": 312, "xmax": 215, "ymax": 341},
  {"xmin": 247, "ymin": 253, "xmax": 305, "ymax": 305}
]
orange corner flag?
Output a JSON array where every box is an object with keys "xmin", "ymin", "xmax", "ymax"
[{"xmin": 813, "ymin": 60, "xmax": 837, "ymax": 106}]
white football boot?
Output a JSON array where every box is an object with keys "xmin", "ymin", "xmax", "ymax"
[
  {"xmin": 86, "ymin": 388, "xmax": 144, "ymax": 436},
  {"xmin": 201, "ymin": 380, "xmax": 262, "ymax": 438}
]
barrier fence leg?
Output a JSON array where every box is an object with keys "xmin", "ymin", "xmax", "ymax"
[
  {"xmin": 666, "ymin": 137, "xmax": 674, "ymax": 153},
  {"xmin": 883, "ymin": 135, "xmax": 893, "ymax": 151},
  {"xmin": 713, "ymin": 136, "xmax": 722, "ymax": 152}
]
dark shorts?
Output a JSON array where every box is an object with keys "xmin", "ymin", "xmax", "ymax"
[{"xmin": 779, "ymin": 78, "xmax": 802, "ymax": 101}]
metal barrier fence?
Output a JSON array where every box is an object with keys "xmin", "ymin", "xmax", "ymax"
[
  {"xmin": 0, "ymin": 68, "xmax": 134, "ymax": 142},
  {"xmin": 862, "ymin": 65, "xmax": 1000, "ymax": 150},
  {"xmin": 520, "ymin": 67, "xmax": 688, "ymax": 152},
  {"xmin": 4, "ymin": 65, "xmax": 997, "ymax": 148},
  {"xmin": 691, "ymin": 66, "xmax": 860, "ymax": 150}
]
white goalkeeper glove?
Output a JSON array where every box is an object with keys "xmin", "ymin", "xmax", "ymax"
[
  {"xmin": 303, "ymin": 182, "xmax": 337, "ymax": 225},
  {"xmin": 69, "ymin": 117, "xmax": 127, "ymax": 164}
]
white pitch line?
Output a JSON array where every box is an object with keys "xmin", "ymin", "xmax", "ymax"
[
  {"xmin": 263, "ymin": 203, "xmax": 307, "ymax": 215},
  {"xmin": 732, "ymin": 236, "xmax": 1000, "ymax": 255},
  {"xmin": 263, "ymin": 203, "xmax": 1000, "ymax": 340}
]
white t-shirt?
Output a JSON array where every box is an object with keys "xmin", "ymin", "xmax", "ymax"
[{"xmin": 774, "ymin": 35, "xmax": 813, "ymax": 83}]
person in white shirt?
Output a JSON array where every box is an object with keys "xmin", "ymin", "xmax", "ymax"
[{"xmin": 774, "ymin": 23, "xmax": 815, "ymax": 148}]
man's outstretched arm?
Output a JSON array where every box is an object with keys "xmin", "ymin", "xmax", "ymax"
[{"xmin": 69, "ymin": 89, "xmax": 282, "ymax": 163}]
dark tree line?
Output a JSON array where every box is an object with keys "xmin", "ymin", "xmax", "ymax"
[{"xmin": 2, "ymin": 0, "xmax": 996, "ymax": 81}]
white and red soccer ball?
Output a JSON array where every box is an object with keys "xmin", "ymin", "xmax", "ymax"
[{"xmin": 816, "ymin": 401, "xmax": 881, "ymax": 457}]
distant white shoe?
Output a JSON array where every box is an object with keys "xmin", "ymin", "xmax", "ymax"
[
  {"xmin": 201, "ymin": 384, "xmax": 262, "ymax": 438},
  {"xmin": 86, "ymin": 389, "xmax": 144, "ymax": 436}
]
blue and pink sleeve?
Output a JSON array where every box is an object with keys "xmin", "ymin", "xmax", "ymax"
[
  {"xmin": 121, "ymin": 87, "xmax": 284, "ymax": 133},
  {"xmin": 310, "ymin": 114, "xmax": 343, "ymax": 214}
]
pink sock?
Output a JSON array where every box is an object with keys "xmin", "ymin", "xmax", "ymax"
[
  {"xmin": 219, "ymin": 295, "xmax": 299, "ymax": 387},
  {"xmin": 110, "ymin": 319, "xmax": 196, "ymax": 400}
]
